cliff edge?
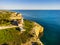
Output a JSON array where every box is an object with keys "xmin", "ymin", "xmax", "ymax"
[{"xmin": 0, "ymin": 10, "xmax": 44, "ymax": 45}]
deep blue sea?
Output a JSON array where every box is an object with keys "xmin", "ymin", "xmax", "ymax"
[{"xmin": 11, "ymin": 10, "xmax": 60, "ymax": 45}]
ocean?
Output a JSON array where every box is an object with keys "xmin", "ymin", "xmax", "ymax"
[{"xmin": 11, "ymin": 10, "xmax": 60, "ymax": 45}]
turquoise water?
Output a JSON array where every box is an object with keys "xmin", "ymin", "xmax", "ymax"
[{"xmin": 11, "ymin": 10, "xmax": 60, "ymax": 45}]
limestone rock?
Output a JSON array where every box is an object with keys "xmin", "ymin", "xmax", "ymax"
[{"xmin": 21, "ymin": 22, "xmax": 44, "ymax": 45}]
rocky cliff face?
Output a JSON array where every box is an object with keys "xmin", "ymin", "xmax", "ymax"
[
  {"xmin": 21, "ymin": 22, "xmax": 44, "ymax": 45},
  {"xmin": 0, "ymin": 10, "xmax": 44, "ymax": 45}
]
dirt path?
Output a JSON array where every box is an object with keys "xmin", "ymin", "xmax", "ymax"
[{"xmin": 0, "ymin": 25, "xmax": 18, "ymax": 30}]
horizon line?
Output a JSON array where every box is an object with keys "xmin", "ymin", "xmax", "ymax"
[{"xmin": 0, "ymin": 9, "xmax": 60, "ymax": 10}]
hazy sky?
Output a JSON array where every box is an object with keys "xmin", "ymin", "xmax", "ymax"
[{"xmin": 0, "ymin": 0, "xmax": 60, "ymax": 10}]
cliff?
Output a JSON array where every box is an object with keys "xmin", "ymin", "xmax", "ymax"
[
  {"xmin": 0, "ymin": 10, "xmax": 44, "ymax": 45},
  {"xmin": 21, "ymin": 20, "xmax": 44, "ymax": 45}
]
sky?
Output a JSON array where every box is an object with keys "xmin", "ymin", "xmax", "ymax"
[{"xmin": 0, "ymin": 0, "xmax": 60, "ymax": 10}]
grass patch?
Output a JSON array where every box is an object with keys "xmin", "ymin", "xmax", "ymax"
[
  {"xmin": 19, "ymin": 19, "xmax": 34, "ymax": 43},
  {"xmin": 0, "ymin": 27, "xmax": 20, "ymax": 44},
  {"xmin": 24, "ymin": 19, "xmax": 34, "ymax": 31}
]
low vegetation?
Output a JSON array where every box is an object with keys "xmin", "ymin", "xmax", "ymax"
[
  {"xmin": 19, "ymin": 19, "xmax": 34, "ymax": 43},
  {"xmin": 0, "ymin": 11, "xmax": 11, "ymax": 26},
  {"xmin": 0, "ymin": 19, "xmax": 35, "ymax": 45},
  {"xmin": 0, "ymin": 27, "xmax": 20, "ymax": 44},
  {"xmin": 24, "ymin": 19, "xmax": 34, "ymax": 31}
]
